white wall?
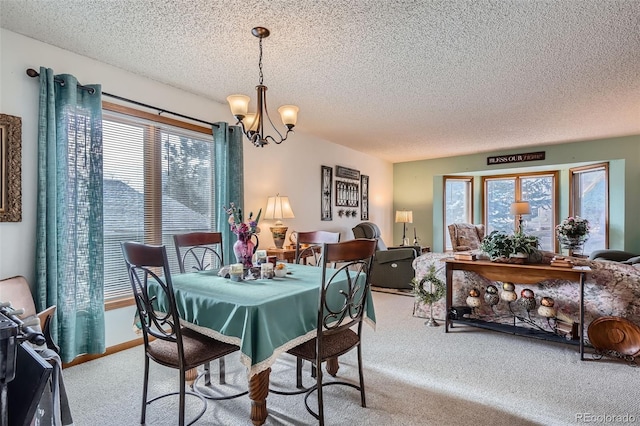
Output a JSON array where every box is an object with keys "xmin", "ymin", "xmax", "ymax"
[{"xmin": 0, "ymin": 29, "xmax": 393, "ymax": 346}]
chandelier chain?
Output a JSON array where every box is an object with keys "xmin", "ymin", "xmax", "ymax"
[{"xmin": 258, "ymin": 37, "xmax": 264, "ymax": 85}]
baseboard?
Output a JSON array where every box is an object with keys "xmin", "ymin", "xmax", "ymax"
[
  {"xmin": 62, "ymin": 337, "xmax": 144, "ymax": 369},
  {"xmin": 371, "ymin": 286, "xmax": 414, "ymax": 297}
]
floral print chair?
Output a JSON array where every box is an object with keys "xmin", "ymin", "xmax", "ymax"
[{"xmin": 447, "ymin": 223, "xmax": 485, "ymax": 251}]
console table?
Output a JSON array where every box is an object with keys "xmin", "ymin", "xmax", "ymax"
[{"xmin": 444, "ymin": 259, "xmax": 590, "ymax": 359}]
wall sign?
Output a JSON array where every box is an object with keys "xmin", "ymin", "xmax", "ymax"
[
  {"xmin": 487, "ymin": 151, "xmax": 545, "ymax": 165},
  {"xmin": 335, "ymin": 165, "xmax": 360, "ymax": 181}
]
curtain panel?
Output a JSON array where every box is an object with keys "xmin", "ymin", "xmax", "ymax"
[
  {"xmin": 214, "ymin": 123, "xmax": 244, "ymax": 261},
  {"xmin": 35, "ymin": 67, "xmax": 105, "ymax": 363}
]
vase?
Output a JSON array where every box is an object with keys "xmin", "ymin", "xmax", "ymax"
[
  {"xmin": 233, "ymin": 236, "xmax": 256, "ymax": 269},
  {"xmin": 559, "ymin": 235, "xmax": 588, "ymax": 257}
]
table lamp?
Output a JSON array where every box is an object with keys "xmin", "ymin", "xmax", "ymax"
[
  {"xmin": 510, "ymin": 201, "xmax": 531, "ymax": 233},
  {"xmin": 395, "ymin": 210, "xmax": 413, "ymax": 246},
  {"xmin": 264, "ymin": 194, "xmax": 295, "ymax": 249}
]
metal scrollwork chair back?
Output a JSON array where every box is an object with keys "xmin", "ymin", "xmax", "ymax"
[
  {"xmin": 173, "ymin": 232, "xmax": 224, "ymax": 273},
  {"xmin": 287, "ymin": 238, "xmax": 376, "ymax": 426},
  {"xmin": 121, "ymin": 241, "xmax": 244, "ymax": 426},
  {"xmin": 294, "ymin": 230, "xmax": 340, "ymax": 266}
]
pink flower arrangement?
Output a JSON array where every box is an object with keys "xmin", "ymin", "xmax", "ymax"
[{"xmin": 223, "ymin": 202, "xmax": 261, "ymax": 241}]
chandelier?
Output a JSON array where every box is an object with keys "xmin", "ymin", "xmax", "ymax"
[{"xmin": 227, "ymin": 27, "xmax": 299, "ymax": 147}]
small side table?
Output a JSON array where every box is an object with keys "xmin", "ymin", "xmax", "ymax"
[
  {"xmin": 266, "ymin": 247, "xmax": 297, "ymax": 263},
  {"xmin": 266, "ymin": 246, "xmax": 322, "ymax": 264}
]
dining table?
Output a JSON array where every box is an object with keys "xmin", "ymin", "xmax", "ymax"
[{"xmin": 149, "ymin": 262, "xmax": 376, "ymax": 426}]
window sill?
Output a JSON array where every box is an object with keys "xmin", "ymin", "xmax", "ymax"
[{"xmin": 105, "ymin": 296, "xmax": 134, "ymax": 311}]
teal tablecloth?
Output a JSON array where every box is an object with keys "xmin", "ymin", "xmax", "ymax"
[{"xmin": 149, "ymin": 263, "xmax": 375, "ymax": 376}]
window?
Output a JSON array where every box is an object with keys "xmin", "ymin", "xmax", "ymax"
[
  {"xmin": 102, "ymin": 103, "xmax": 215, "ymax": 302},
  {"xmin": 570, "ymin": 163, "xmax": 608, "ymax": 254},
  {"xmin": 444, "ymin": 176, "xmax": 473, "ymax": 250},
  {"xmin": 483, "ymin": 172, "xmax": 557, "ymax": 251}
]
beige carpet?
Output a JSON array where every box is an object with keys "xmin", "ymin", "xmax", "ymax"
[{"xmin": 62, "ymin": 292, "xmax": 639, "ymax": 425}]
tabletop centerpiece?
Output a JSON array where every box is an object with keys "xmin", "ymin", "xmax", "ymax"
[
  {"xmin": 224, "ymin": 202, "xmax": 261, "ymax": 269},
  {"xmin": 555, "ymin": 216, "xmax": 590, "ymax": 256}
]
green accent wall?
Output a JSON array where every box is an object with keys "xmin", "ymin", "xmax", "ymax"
[{"xmin": 393, "ymin": 135, "xmax": 640, "ymax": 253}]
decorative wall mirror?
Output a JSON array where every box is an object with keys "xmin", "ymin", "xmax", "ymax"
[{"xmin": 0, "ymin": 113, "xmax": 22, "ymax": 222}]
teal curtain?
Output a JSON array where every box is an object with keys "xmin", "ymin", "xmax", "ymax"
[
  {"xmin": 35, "ymin": 67, "xmax": 105, "ymax": 363},
  {"xmin": 214, "ymin": 122, "xmax": 244, "ymax": 261}
]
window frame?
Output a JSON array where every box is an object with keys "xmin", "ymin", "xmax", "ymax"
[
  {"xmin": 102, "ymin": 102, "xmax": 214, "ymax": 310},
  {"xmin": 481, "ymin": 170, "xmax": 559, "ymax": 251},
  {"xmin": 569, "ymin": 162, "xmax": 609, "ymax": 251},
  {"xmin": 443, "ymin": 176, "xmax": 474, "ymax": 251}
]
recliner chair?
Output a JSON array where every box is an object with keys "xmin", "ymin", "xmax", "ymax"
[{"xmin": 352, "ymin": 222, "xmax": 418, "ymax": 290}]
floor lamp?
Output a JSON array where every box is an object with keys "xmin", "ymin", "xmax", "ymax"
[{"xmin": 395, "ymin": 210, "xmax": 413, "ymax": 246}]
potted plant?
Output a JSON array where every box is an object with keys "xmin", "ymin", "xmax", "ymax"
[
  {"xmin": 480, "ymin": 231, "xmax": 513, "ymax": 261},
  {"xmin": 480, "ymin": 230, "xmax": 539, "ymax": 262},
  {"xmin": 511, "ymin": 232, "xmax": 540, "ymax": 256}
]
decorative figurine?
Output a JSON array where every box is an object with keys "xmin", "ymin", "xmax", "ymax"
[
  {"xmin": 484, "ymin": 285, "xmax": 500, "ymax": 312},
  {"xmin": 519, "ymin": 288, "xmax": 537, "ymax": 313},
  {"xmin": 538, "ymin": 296, "xmax": 557, "ymax": 318},
  {"xmin": 466, "ymin": 288, "xmax": 482, "ymax": 308},
  {"xmin": 500, "ymin": 282, "xmax": 518, "ymax": 302}
]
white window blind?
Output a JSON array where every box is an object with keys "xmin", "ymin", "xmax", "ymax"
[{"xmin": 102, "ymin": 107, "xmax": 215, "ymax": 301}]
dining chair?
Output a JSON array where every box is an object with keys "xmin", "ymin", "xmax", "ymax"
[
  {"xmin": 287, "ymin": 238, "xmax": 377, "ymax": 426},
  {"xmin": 294, "ymin": 230, "xmax": 340, "ymax": 265},
  {"xmin": 173, "ymin": 231, "xmax": 224, "ymax": 273},
  {"xmin": 121, "ymin": 242, "xmax": 245, "ymax": 426},
  {"xmin": 173, "ymin": 232, "xmax": 228, "ymax": 386}
]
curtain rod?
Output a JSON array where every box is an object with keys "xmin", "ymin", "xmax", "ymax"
[{"xmin": 26, "ymin": 68, "xmax": 219, "ymax": 128}]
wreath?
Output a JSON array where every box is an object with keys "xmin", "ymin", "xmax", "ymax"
[{"xmin": 411, "ymin": 264, "xmax": 446, "ymax": 305}]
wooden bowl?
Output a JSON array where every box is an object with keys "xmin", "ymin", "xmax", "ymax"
[{"xmin": 587, "ymin": 316, "xmax": 640, "ymax": 357}]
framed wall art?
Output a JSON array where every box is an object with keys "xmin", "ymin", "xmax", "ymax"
[
  {"xmin": 335, "ymin": 180, "xmax": 359, "ymax": 207},
  {"xmin": 0, "ymin": 113, "xmax": 22, "ymax": 222},
  {"xmin": 360, "ymin": 174, "xmax": 369, "ymax": 220},
  {"xmin": 321, "ymin": 165, "xmax": 333, "ymax": 221}
]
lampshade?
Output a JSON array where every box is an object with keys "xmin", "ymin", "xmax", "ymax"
[
  {"xmin": 264, "ymin": 195, "xmax": 295, "ymax": 222},
  {"xmin": 510, "ymin": 201, "xmax": 531, "ymax": 215},
  {"xmin": 395, "ymin": 210, "xmax": 413, "ymax": 223},
  {"xmin": 226, "ymin": 94, "xmax": 250, "ymax": 117},
  {"xmin": 277, "ymin": 105, "xmax": 299, "ymax": 127}
]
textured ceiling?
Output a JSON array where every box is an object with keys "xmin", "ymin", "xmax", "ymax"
[{"xmin": 1, "ymin": 0, "xmax": 639, "ymax": 163}]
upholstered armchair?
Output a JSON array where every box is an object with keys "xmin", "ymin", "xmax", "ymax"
[
  {"xmin": 352, "ymin": 222, "xmax": 418, "ymax": 290},
  {"xmin": 447, "ymin": 223, "xmax": 485, "ymax": 252}
]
